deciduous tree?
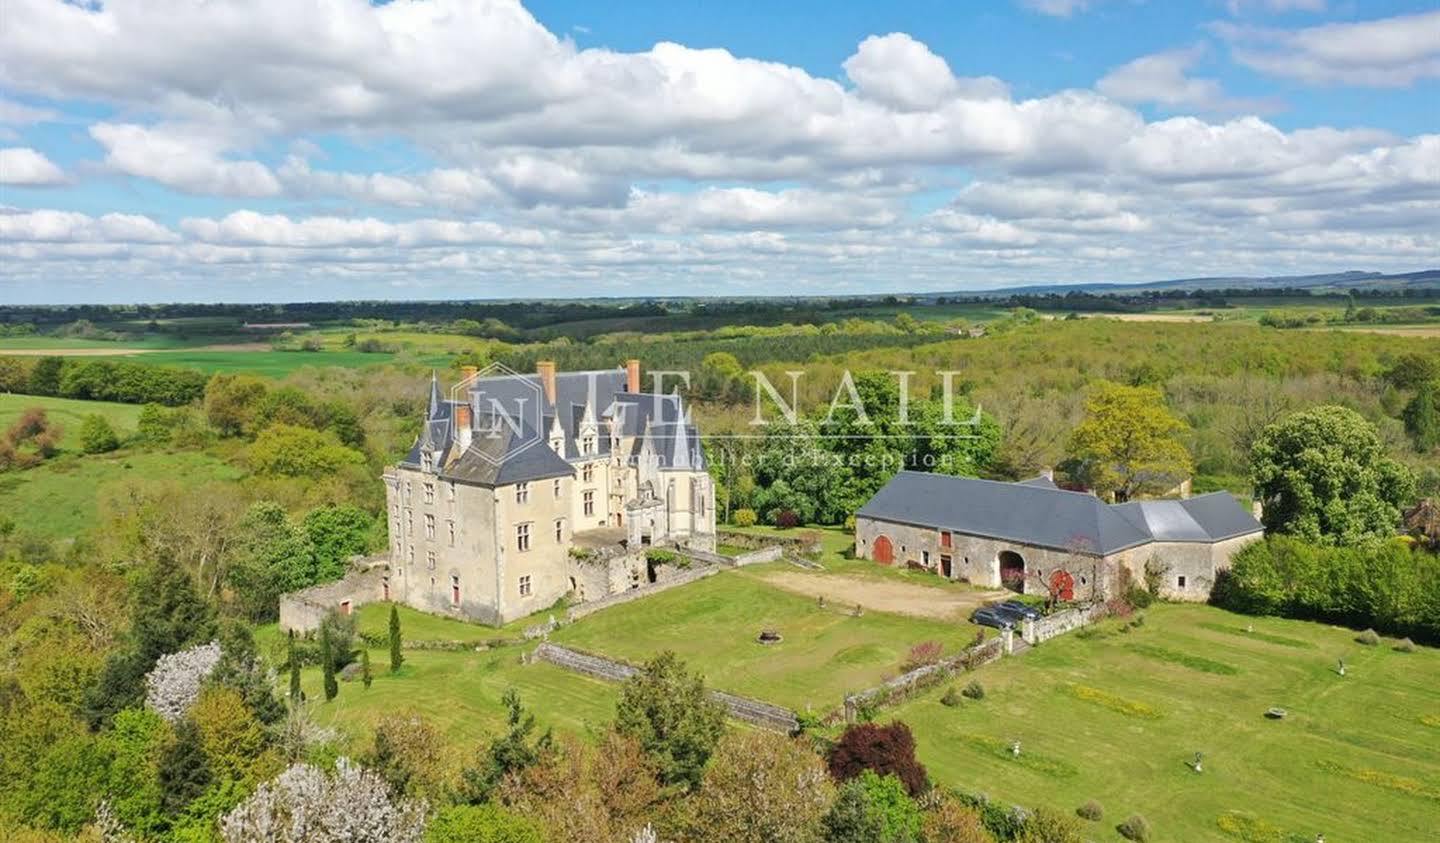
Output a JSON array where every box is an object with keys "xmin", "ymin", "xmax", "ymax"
[
  {"xmin": 1067, "ymin": 382, "xmax": 1191, "ymax": 501},
  {"xmin": 614, "ymin": 651, "xmax": 726, "ymax": 790}
]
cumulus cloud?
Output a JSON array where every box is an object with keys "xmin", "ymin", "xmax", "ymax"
[
  {"xmin": 89, "ymin": 123, "xmax": 281, "ymax": 197},
  {"xmin": 1216, "ymin": 10, "xmax": 1440, "ymax": 87},
  {"xmin": 0, "ymin": 97, "xmax": 58, "ymax": 125},
  {"xmin": 844, "ymin": 33, "xmax": 1007, "ymax": 110},
  {"xmin": 1097, "ymin": 45, "xmax": 1277, "ymax": 113},
  {"xmin": 0, "ymin": 147, "xmax": 65, "ymax": 185}
]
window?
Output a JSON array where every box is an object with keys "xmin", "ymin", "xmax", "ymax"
[
  {"xmin": 382, "ymin": 579, "xmax": 390, "ymax": 600},
  {"xmin": 519, "ymin": 575, "xmax": 532, "ymax": 597},
  {"xmin": 515, "ymin": 482, "xmax": 529, "ymax": 504},
  {"xmin": 407, "ymin": 547, "xmax": 414, "ymax": 566},
  {"xmin": 553, "ymin": 478, "xmax": 562, "ymax": 498},
  {"xmin": 554, "ymin": 519, "xmax": 564, "ymax": 543},
  {"xmin": 1177, "ymin": 575, "xmax": 1187, "ymax": 589},
  {"xmin": 426, "ymin": 550, "xmax": 436, "ymax": 571},
  {"xmin": 451, "ymin": 574, "xmax": 461, "ymax": 606},
  {"xmin": 447, "ymin": 520, "xmax": 455, "ymax": 547},
  {"xmin": 940, "ymin": 531, "xmax": 952, "ymax": 548},
  {"xmin": 404, "ymin": 481, "xmax": 412, "ymax": 503},
  {"xmin": 340, "ymin": 600, "xmax": 352, "ymax": 615},
  {"xmin": 922, "ymin": 550, "xmax": 930, "ymax": 565},
  {"xmin": 582, "ymin": 463, "xmax": 594, "ymax": 483},
  {"xmin": 423, "ymin": 482, "xmax": 435, "ymax": 504},
  {"xmin": 446, "ymin": 482, "xmax": 456, "ymax": 502},
  {"xmin": 421, "ymin": 452, "xmax": 432, "ymax": 472},
  {"xmin": 391, "ymin": 503, "xmax": 398, "ymax": 516},
  {"xmin": 424, "ymin": 513, "xmax": 435, "ymax": 540},
  {"xmin": 698, "ymin": 492, "xmax": 705, "ymax": 518},
  {"xmin": 583, "ymin": 490, "xmax": 595, "ymax": 517},
  {"xmin": 516, "ymin": 523, "xmax": 531, "ymax": 552},
  {"xmin": 582, "ymin": 435, "xmax": 595, "ymax": 454}
]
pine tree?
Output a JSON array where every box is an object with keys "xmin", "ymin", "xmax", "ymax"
[
  {"xmin": 321, "ymin": 626, "xmax": 338, "ymax": 702},
  {"xmin": 389, "ymin": 605, "xmax": 404, "ymax": 674},
  {"xmin": 288, "ymin": 629, "xmax": 302, "ymax": 705},
  {"xmin": 361, "ymin": 648, "xmax": 373, "ymax": 689}
]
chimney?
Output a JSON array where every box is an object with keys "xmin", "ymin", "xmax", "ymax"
[
  {"xmin": 536, "ymin": 360, "xmax": 557, "ymax": 406},
  {"xmin": 455, "ymin": 402, "xmax": 472, "ymax": 451},
  {"xmin": 459, "ymin": 364, "xmax": 478, "ymax": 382},
  {"xmin": 626, "ymin": 358, "xmax": 641, "ymax": 393}
]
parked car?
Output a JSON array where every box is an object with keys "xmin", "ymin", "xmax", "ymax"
[
  {"xmin": 970, "ymin": 605, "xmax": 1016, "ymax": 630},
  {"xmin": 996, "ymin": 600, "xmax": 1041, "ymax": 622}
]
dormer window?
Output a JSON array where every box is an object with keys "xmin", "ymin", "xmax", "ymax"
[
  {"xmin": 421, "ymin": 452, "xmax": 433, "ymax": 472},
  {"xmin": 582, "ymin": 435, "xmax": 595, "ymax": 455}
]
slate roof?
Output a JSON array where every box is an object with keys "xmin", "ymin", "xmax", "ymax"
[
  {"xmin": 399, "ymin": 366, "xmax": 705, "ymax": 486},
  {"xmin": 857, "ymin": 471, "xmax": 1260, "ymax": 555}
]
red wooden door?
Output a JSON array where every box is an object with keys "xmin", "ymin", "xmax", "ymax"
[
  {"xmin": 1049, "ymin": 570, "xmax": 1075, "ymax": 602},
  {"xmin": 872, "ymin": 535, "xmax": 894, "ymax": 565}
]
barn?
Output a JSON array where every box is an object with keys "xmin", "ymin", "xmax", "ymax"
[{"xmin": 853, "ymin": 471, "xmax": 1263, "ymax": 601}]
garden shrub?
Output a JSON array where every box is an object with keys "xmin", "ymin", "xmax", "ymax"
[
  {"xmin": 1076, "ymin": 800, "xmax": 1103, "ymax": 821},
  {"xmin": 1118, "ymin": 813, "xmax": 1152, "ymax": 841},
  {"xmin": 773, "ymin": 508, "xmax": 799, "ymax": 529},
  {"xmin": 79, "ymin": 414, "xmax": 120, "ymax": 454},
  {"xmin": 961, "ymin": 680, "xmax": 985, "ymax": 700},
  {"xmin": 1017, "ymin": 805, "xmax": 1083, "ymax": 843},
  {"xmin": 733, "ymin": 508, "xmax": 757, "ymax": 528},
  {"xmin": 940, "ymin": 686, "xmax": 962, "ymax": 707},
  {"xmin": 826, "ymin": 721, "xmax": 928, "ymax": 797},
  {"xmin": 1355, "ymin": 628, "xmax": 1381, "ymax": 646},
  {"xmin": 901, "ymin": 641, "xmax": 944, "ymax": 672}
]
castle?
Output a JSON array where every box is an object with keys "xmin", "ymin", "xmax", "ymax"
[{"xmin": 378, "ymin": 359, "xmax": 716, "ymax": 626}]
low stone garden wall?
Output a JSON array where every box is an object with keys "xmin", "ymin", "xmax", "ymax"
[
  {"xmin": 683, "ymin": 544, "xmax": 785, "ymax": 567},
  {"xmin": 1023, "ymin": 602, "xmax": 1108, "ymax": 645},
  {"xmin": 842, "ymin": 636, "xmax": 1005, "ymax": 723},
  {"xmin": 532, "ymin": 642, "xmax": 799, "ymax": 732},
  {"xmin": 717, "ymin": 528, "xmax": 823, "ymax": 556},
  {"xmin": 564, "ymin": 566, "xmax": 719, "ymax": 621}
]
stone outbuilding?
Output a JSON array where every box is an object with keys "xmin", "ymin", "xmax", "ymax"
[{"xmin": 854, "ymin": 471, "xmax": 1263, "ymax": 602}]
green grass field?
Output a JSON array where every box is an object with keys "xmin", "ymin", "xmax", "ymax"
[
  {"xmin": 0, "ymin": 393, "xmax": 144, "ymax": 446},
  {"xmin": 0, "ymin": 449, "xmax": 244, "ymax": 538},
  {"xmin": 551, "ymin": 568, "xmax": 964, "ymax": 712},
  {"xmin": 727, "ymin": 523, "xmax": 992, "ymax": 592},
  {"xmin": 888, "ymin": 603, "xmax": 1440, "ymax": 842}
]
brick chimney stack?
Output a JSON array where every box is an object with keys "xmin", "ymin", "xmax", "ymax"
[
  {"xmin": 627, "ymin": 358, "xmax": 641, "ymax": 393},
  {"xmin": 460, "ymin": 365, "xmax": 478, "ymax": 381},
  {"xmin": 536, "ymin": 360, "xmax": 557, "ymax": 405},
  {"xmin": 455, "ymin": 401, "xmax": 473, "ymax": 451}
]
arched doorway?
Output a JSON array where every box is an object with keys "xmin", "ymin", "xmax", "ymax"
[
  {"xmin": 872, "ymin": 535, "xmax": 894, "ymax": 565},
  {"xmin": 998, "ymin": 550, "xmax": 1026, "ymax": 592},
  {"xmin": 1049, "ymin": 570, "xmax": 1075, "ymax": 602}
]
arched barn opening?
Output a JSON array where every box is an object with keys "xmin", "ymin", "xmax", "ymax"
[
  {"xmin": 999, "ymin": 550, "xmax": 1026, "ymax": 592},
  {"xmin": 872, "ymin": 535, "xmax": 894, "ymax": 565}
]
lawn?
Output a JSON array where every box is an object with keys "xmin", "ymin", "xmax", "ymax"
[
  {"xmin": 263, "ymin": 603, "xmax": 618, "ymax": 747},
  {"xmin": 0, "ymin": 393, "xmax": 144, "ymax": 446},
  {"xmin": 551, "ymin": 568, "xmax": 968, "ymax": 713},
  {"xmin": 0, "ymin": 449, "xmax": 244, "ymax": 538},
  {"xmin": 888, "ymin": 603, "xmax": 1440, "ymax": 842},
  {"xmin": 92, "ymin": 349, "xmax": 449, "ymax": 377},
  {"xmin": 727, "ymin": 523, "xmax": 991, "ymax": 592}
]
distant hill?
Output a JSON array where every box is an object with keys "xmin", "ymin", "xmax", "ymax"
[{"xmin": 932, "ymin": 268, "xmax": 1440, "ymax": 299}]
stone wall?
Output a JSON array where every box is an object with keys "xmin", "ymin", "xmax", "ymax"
[
  {"xmin": 717, "ymin": 529, "xmax": 821, "ymax": 555},
  {"xmin": 279, "ymin": 562, "xmax": 388, "ymax": 633},
  {"xmin": 564, "ymin": 566, "xmax": 718, "ymax": 621},
  {"xmin": 1023, "ymin": 602, "xmax": 1108, "ymax": 645},
  {"xmin": 683, "ymin": 544, "xmax": 784, "ymax": 567},
  {"xmin": 843, "ymin": 636, "xmax": 1005, "ymax": 722},
  {"xmin": 533, "ymin": 643, "xmax": 798, "ymax": 732}
]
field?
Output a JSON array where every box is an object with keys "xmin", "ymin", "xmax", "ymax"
[
  {"xmin": 0, "ymin": 394, "xmax": 144, "ymax": 445},
  {"xmin": 888, "ymin": 603, "xmax": 1440, "ymax": 842},
  {"xmin": 551, "ymin": 568, "xmax": 966, "ymax": 712},
  {"xmin": 0, "ymin": 449, "xmax": 244, "ymax": 537}
]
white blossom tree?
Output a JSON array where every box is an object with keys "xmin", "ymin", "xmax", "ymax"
[
  {"xmin": 144, "ymin": 640, "xmax": 222, "ymax": 722},
  {"xmin": 220, "ymin": 757, "xmax": 427, "ymax": 843}
]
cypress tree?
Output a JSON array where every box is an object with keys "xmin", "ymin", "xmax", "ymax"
[
  {"xmin": 1403, "ymin": 381, "xmax": 1439, "ymax": 452},
  {"xmin": 158, "ymin": 718, "xmax": 211, "ymax": 815},
  {"xmin": 321, "ymin": 626, "xmax": 338, "ymax": 702},
  {"xmin": 287, "ymin": 629, "xmax": 302, "ymax": 705},
  {"xmin": 361, "ymin": 648, "xmax": 373, "ymax": 689},
  {"xmin": 389, "ymin": 605, "xmax": 404, "ymax": 674}
]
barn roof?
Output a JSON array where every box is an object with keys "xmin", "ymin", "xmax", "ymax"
[{"xmin": 856, "ymin": 471, "xmax": 1260, "ymax": 555}]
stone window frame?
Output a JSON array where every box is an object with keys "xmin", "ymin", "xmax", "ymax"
[
  {"xmin": 582, "ymin": 463, "xmax": 594, "ymax": 483},
  {"xmin": 426, "ymin": 549, "xmax": 436, "ymax": 571},
  {"xmin": 554, "ymin": 518, "xmax": 565, "ymax": 543},
  {"xmin": 424, "ymin": 513, "xmax": 436, "ymax": 540},
  {"xmin": 423, "ymin": 482, "xmax": 435, "ymax": 504},
  {"xmin": 447, "ymin": 520, "xmax": 456, "ymax": 547},
  {"xmin": 451, "ymin": 574, "xmax": 461, "ymax": 606},
  {"xmin": 516, "ymin": 522, "xmax": 532, "ymax": 552},
  {"xmin": 582, "ymin": 434, "xmax": 596, "ymax": 455},
  {"xmin": 515, "ymin": 482, "xmax": 530, "ymax": 504},
  {"xmin": 553, "ymin": 478, "xmax": 563, "ymax": 498},
  {"xmin": 582, "ymin": 490, "xmax": 595, "ymax": 517},
  {"xmin": 519, "ymin": 574, "xmax": 533, "ymax": 597}
]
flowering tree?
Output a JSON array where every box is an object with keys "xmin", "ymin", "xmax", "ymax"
[
  {"xmin": 219, "ymin": 757, "xmax": 426, "ymax": 843},
  {"xmin": 144, "ymin": 641, "xmax": 222, "ymax": 722}
]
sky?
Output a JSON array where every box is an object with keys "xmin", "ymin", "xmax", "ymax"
[{"xmin": 0, "ymin": 0, "xmax": 1436, "ymax": 304}]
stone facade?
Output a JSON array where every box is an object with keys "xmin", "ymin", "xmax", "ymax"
[
  {"xmin": 855, "ymin": 500, "xmax": 1261, "ymax": 603},
  {"xmin": 382, "ymin": 361, "xmax": 717, "ymax": 626}
]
